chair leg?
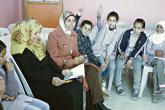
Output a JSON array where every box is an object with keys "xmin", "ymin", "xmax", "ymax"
[
  {"xmin": 138, "ymin": 66, "xmax": 150, "ymax": 98},
  {"xmin": 108, "ymin": 74, "xmax": 114, "ymax": 91}
]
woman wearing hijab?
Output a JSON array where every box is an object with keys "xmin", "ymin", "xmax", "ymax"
[
  {"xmin": 12, "ymin": 19, "xmax": 83, "ymax": 110},
  {"xmin": 47, "ymin": 11, "xmax": 85, "ymax": 68},
  {"xmin": 146, "ymin": 21, "xmax": 165, "ymax": 103},
  {"xmin": 47, "ymin": 11, "xmax": 110, "ymax": 110}
]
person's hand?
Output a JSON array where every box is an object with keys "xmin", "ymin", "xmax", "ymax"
[
  {"xmin": 154, "ymin": 50, "xmax": 164, "ymax": 57},
  {"xmin": 125, "ymin": 59, "xmax": 132, "ymax": 73},
  {"xmin": 52, "ymin": 77, "xmax": 65, "ymax": 86},
  {"xmin": 97, "ymin": 4, "xmax": 103, "ymax": 19},
  {"xmin": 104, "ymin": 56, "xmax": 110, "ymax": 65},
  {"xmin": 72, "ymin": 57, "xmax": 79, "ymax": 65},
  {"xmin": 2, "ymin": 95, "xmax": 15, "ymax": 101},
  {"xmin": 142, "ymin": 55, "xmax": 148, "ymax": 62},
  {"xmin": 5, "ymin": 61, "xmax": 14, "ymax": 72},
  {"xmin": 119, "ymin": 52, "xmax": 126, "ymax": 60},
  {"xmin": 79, "ymin": 55, "xmax": 86, "ymax": 63},
  {"xmin": 77, "ymin": 8, "xmax": 83, "ymax": 16},
  {"xmin": 100, "ymin": 63, "xmax": 107, "ymax": 71},
  {"xmin": 73, "ymin": 56, "xmax": 85, "ymax": 65},
  {"xmin": 126, "ymin": 59, "xmax": 132, "ymax": 72},
  {"xmin": 62, "ymin": 69, "xmax": 71, "ymax": 75},
  {"xmin": 0, "ymin": 77, "xmax": 5, "ymax": 101}
]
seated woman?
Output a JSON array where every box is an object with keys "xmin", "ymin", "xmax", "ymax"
[
  {"xmin": 11, "ymin": 19, "xmax": 83, "ymax": 110},
  {"xmin": 47, "ymin": 11, "xmax": 110, "ymax": 110},
  {"xmin": 146, "ymin": 21, "xmax": 165, "ymax": 103},
  {"xmin": 0, "ymin": 40, "xmax": 49, "ymax": 110}
]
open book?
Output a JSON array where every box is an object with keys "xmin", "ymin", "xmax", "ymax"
[{"xmin": 64, "ymin": 64, "xmax": 85, "ymax": 80}]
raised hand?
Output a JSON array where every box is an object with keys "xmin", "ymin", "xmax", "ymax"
[
  {"xmin": 77, "ymin": 8, "xmax": 83, "ymax": 16},
  {"xmin": 97, "ymin": 4, "xmax": 103, "ymax": 19}
]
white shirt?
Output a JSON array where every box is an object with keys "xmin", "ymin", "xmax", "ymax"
[{"xmin": 125, "ymin": 32, "xmax": 139, "ymax": 56}]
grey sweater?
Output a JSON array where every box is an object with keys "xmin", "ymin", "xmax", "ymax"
[{"xmin": 0, "ymin": 67, "xmax": 19, "ymax": 97}]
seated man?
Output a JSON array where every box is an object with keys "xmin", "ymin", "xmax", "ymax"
[
  {"xmin": 0, "ymin": 40, "xmax": 49, "ymax": 110},
  {"xmin": 146, "ymin": 21, "xmax": 165, "ymax": 103}
]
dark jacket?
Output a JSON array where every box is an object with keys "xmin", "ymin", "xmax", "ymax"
[
  {"xmin": 74, "ymin": 15, "xmax": 101, "ymax": 67},
  {"xmin": 13, "ymin": 48, "xmax": 63, "ymax": 83},
  {"xmin": 117, "ymin": 29, "xmax": 147, "ymax": 60}
]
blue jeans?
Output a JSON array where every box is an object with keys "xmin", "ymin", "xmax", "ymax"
[
  {"xmin": 98, "ymin": 55, "xmax": 116, "ymax": 90},
  {"xmin": 114, "ymin": 55, "xmax": 142, "ymax": 91},
  {"xmin": 24, "ymin": 98, "xmax": 49, "ymax": 110},
  {"xmin": 151, "ymin": 59, "xmax": 165, "ymax": 93}
]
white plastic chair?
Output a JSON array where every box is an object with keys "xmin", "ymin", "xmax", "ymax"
[
  {"xmin": 139, "ymin": 65, "xmax": 153, "ymax": 97},
  {"xmin": 138, "ymin": 41, "xmax": 165, "ymax": 98},
  {"xmin": 139, "ymin": 63, "xmax": 165, "ymax": 98},
  {"xmin": 41, "ymin": 27, "xmax": 55, "ymax": 46},
  {"xmin": 0, "ymin": 28, "xmax": 10, "ymax": 37}
]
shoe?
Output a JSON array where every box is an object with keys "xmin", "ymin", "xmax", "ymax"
[
  {"xmin": 152, "ymin": 93, "xmax": 161, "ymax": 104},
  {"xmin": 94, "ymin": 102, "xmax": 111, "ymax": 110},
  {"xmin": 116, "ymin": 86, "xmax": 125, "ymax": 95},
  {"xmin": 132, "ymin": 90, "xmax": 139, "ymax": 100}
]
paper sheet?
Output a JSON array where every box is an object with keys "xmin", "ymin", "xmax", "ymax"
[{"xmin": 64, "ymin": 64, "xmax": 85, "ymax": 80}]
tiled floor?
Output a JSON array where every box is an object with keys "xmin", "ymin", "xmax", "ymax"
[{"xmin": 103, "ymin": 70, "xmax": 165, "ymax": 110}]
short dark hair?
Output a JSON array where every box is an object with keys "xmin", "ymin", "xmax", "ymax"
[
  {"xmin": 80, "ymin": 20, "xmax": 93, "ymax": 29},
  {"xmin": 107, "ymin": 11, "xmax": 119, "ymax": 21},
  {"xmin": 0, "ymin": 40, "xmax": 6, "ymax": 53},
  {"xmin": 134, "ymin": 18, "xmax": 145, "ymax": 28}
]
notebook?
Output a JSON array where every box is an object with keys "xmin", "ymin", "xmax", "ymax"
[{"xmin": 64, "ymin": 63, "xmax": 85, "ymax": 80}]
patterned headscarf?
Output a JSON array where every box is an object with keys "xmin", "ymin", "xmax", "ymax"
[{"xmin": 11, "ymin": 18, "xmax": 45, "ymax": 60}]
